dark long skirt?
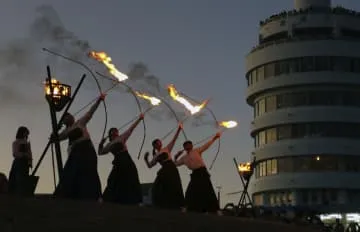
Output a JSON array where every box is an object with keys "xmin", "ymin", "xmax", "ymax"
[
  {"xmin": 185, "ymin": 167, "xmax": 219, "ymax": 213},
  {"xmin": 152, "ymin": 160, "xmax": 185, "ymax": 209},
  {"xmin": 102, "ymin": 151, "xmax": 142, "ymax": 204},
  {"xmin": 54, "ymin": 140, "xmax": 102, "ymax": 200},
  {"xmin": 8, "ymin": 157, "xmax": 29, "ymax": 195}
]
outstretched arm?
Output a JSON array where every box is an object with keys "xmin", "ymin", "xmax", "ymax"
[
  {"xmin": 165, "ymin": 123, "xmax": 183, "ymax": 153},
  {"xmin": 78, "ymin": 94, "xmax": 106, "ymax": 126},
  {"xmin": 174, "ymin": 150, "xmax": 185, "ymax": 167},
  {"xmin": 144, "ymin": 152, "xmax": 157, "ymax": 168},
  {"xmin": 196, "ymin": 132, "xmax": 221, "ymax": 154},
  {"xmin": 174, "ymin": 150, "xmax": 184, "ymax": 167},
  {"xmin": 120, "ymin": 114, "xmax": 144, "ymax": 143},
  {"xmin": 98, "ymin": 137, "xmax": 113, "ymax": 155}
]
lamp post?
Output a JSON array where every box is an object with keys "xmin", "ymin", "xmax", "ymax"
[
  {"xmin": 44, "ymin": 66, "xmax": 71, "ymax": 178},
  {"xmin": 233, "ymin": 158, "xmax": 254, "ymax": 208}
]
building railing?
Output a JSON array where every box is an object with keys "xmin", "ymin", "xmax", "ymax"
[
  {"xmin": 260, "ymin": 6, "xmax": 360, "ymax": 27},
  {"xmin": 249, "ymin": 35, "xmax": 360, "ymax": 54}
]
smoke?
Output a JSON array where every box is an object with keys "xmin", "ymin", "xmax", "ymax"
[{"xmin": 0, "ymin": 4, "xmax": 210, "ymax": 127}]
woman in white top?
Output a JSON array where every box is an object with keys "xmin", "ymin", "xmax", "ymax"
[
  {"xmin": 144, "ymin": 123, "xmax": 184, "ymax": 210},
  {"xmin": 52, "ymin": 94, "xmax": 105, "ymax": 201},
  {"xmin": 8, "ymin": 126, "xmax": 32, "ymax": 195},
  {"xmin": 174, "ymin": 132, "xmax": 221, "ymax": 214},
  {"xmin": 98, "ymin": 114, "xmax": 144, "ymax": 205}
]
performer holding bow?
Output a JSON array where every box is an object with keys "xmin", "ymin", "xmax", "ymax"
[
  {"xmin": 8, "ymin": 126, "xmax": 32, "ymax": 195},
  {"xmin": 98, "ymin": 114, "xmax": 144, "ymax": 205},
  {"xmin": 144, "ymin": 123, "xmax": 185, "ymax": 210},
  {"xmin": 52, "ymin": 94, "xmax": 105, "ymax": 201},
  {"xmin": 174, "ymin": 132, "xmax": 222, "ymax": 214}
]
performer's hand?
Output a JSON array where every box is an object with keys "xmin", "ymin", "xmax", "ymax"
[
  {"xmin": 99, "ymin": 93, "xmax": 107, "ymax": 101},
  {"xmin": 100, "ymin": 137, "xmax": 107, "ymax": 144},
  {"xmin": 144, "ymin": 152, "xmax": 149, "ymax": 160},
  {"xmin": 215, "ymin": 131, "xmax": 222, "ymax": 139},
  {"xmin": 139, "ymin": 113, "xmax": 145, "ymax": 120},
  {"xmin": 178, "ymin": 123, "xmax": 183, "ymax": 130},
  {"xmin": 175, "ymin": 150, "xmax": 184, "ymax": 160}
]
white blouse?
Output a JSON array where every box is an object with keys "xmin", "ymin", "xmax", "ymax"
[{"xmin": 12, "ymin": 139, "xmax": 32, "ymax": 159}]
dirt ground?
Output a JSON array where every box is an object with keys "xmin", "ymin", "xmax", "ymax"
[{"xmin": 0, "ymin": 195, "xmax": 318, "ymax": 232}]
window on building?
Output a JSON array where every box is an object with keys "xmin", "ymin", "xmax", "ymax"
[
  {"xmin": 333, "ymin": 57, "xmax": 352, "ymax": 72},
  {"xmin": 257, "ymin": 66, "xmax": 264, "ymax": 81},
  {"xmin": 274, "ymin": 62, "xmax": 281, "ymax": 76},
  {"xmin": 264, "ymin": 63, "xmax": 275, "ymax": 78},
  {"xmin": 248, "ymin": 56, "xmax": 360, "ymax": 86},
  {"xmin": 300, "ymin": 57, "xmax": 315, "ymax": 72},
  {"xmin": 258, "ymin": 99, "xmax": 266, "ymax": 116},
  {"xmin": 280, "ymin": 60, "xmax": 290, "ymax": 75},
  {"xmin": 289, "ymin": 58, "xmax": 300, "ymax": 73},
  {"xmin": 266, "ymin": 128, "xmax": 277, "ymax": 143},
  {"xmin": 292, "ymin": 124, "xmax": 307, "ymax": 138},
  {"xmin": 253, "ymin": 194, "xmax": 263, "ymax": 206},
  {"xmin": 292, "ymin": 92, "xmax": 308, "ymax": 106},
  {"xmin": 278, "ymin": 158, "xmax": 294, "ymax": 172},
  {"xmin": 269, "ymin": 193, "xmax": 276, "ymax": 206},
  {"xmin": 266, "ymin": 160, "xmax": 272, "ymax": 176},
  {"xmin": 254, "ymin": 101, "xmax": 259, "ymax": 117},
  {"xmin": 287, "ymin": 192, "xmax": 294, "ymax": 204},
  {"xmin": 258, "ymin": 131, "xmax": 266, "ymax": 146},
  {"xmin": 302, "ymin": 190, "xmax": 309, "ymax": 205},
  {"xmin": 352, "ymin": 58, "xmax": 360, "ymax": 72},
  {"xmin": 271, "ymin": 159, "xmax": 278, "ymax": 174},
  {"xmin": 252, "ymin": 69, "xmax": 258, "ymax": 83},
  {"xmin": 277, "ymin": 125, "xmax": 292, "ymax": 140},
  {"xmin": 266, "ymin": 95, "xmax": 277, "ymax": 112}
]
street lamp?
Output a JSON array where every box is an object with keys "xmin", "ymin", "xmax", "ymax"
[
  {"xmin": 43, "ymin": 66, "xmax": 72, "ymax": 180},
  {"xmin": 30, "ymin": 66, "xmax": 87, "ymax": 195},
  {"xmin": 238, "ymin": 162, "xmax": 253, "ymax": 182},
  {"xmin": 44, "ymin": 79, "xmax": 71, "ymax": 112}
]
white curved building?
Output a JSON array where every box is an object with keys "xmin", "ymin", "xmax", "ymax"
[{"xmin": 246, "ymin": 0, "xmax": 360, "ymax": 213}]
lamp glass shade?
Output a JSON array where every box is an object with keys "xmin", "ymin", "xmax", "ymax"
[{"xmin": 44, "ymin": 78, "xmax": 71, "ymax": 111}]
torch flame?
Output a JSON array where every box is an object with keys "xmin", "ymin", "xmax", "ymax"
[
  {"xmin": 238, "ymin": 162, "xmax": 251, "ymax": 173},
  {"xmin": 219, "ymin": 120, "xmax": 238, "ymax": 128},
  {"xmin": 167, "ymin": 84, "xmax": 208, "ymax": 115},
  {"xmin": 89, "ymin": 51, "xmax": 128, "ymax": 82},
  {"xmin": 135, "ymin": 91, "xmax": 161, "ymax": 106},
  {"xmin": 44, "ymin": 78, "xmax": 69, "ymax": 97}
]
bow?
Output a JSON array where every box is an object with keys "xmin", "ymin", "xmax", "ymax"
[
  {"xmin": 42, "ymin": 48, "xmax": 108, "ymax": 143},
  {"xmin": 96, "ymin": 71, "xmax": 146, "ymax": 160},
  {"xmin": 180, "ymin": 92, "xmax": 221, "ymax": 171}
]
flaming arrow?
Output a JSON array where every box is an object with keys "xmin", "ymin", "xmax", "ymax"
[
  {"xmin": 208, "ymin": 120, "xmax": 238, "ymax": 170},
  {"xmin": 161, "ymin": 84, "xmax": 208, "ymax": 140}
]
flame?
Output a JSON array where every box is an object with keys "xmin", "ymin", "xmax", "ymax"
[
  {"xmin": 219, "ymin": 120, "xmax": 238, "ymax": 128},
  {"xmin": 238, "ymin": 162, "xmax": 251, "ymax": 173},
  {"xmin": 135, "ymin": 91, "xmax": 161, "ymax": 106},
  {"xmin": 89, "ymin": 51, "xmax": 128, "ymax": 82},
  {"xmin": 167, "ymin": 84, "xmax": 208, "ymax": 115},
  {"xmin": 44, "ymin": 78, "xmax": 70, "ymax": 97}
]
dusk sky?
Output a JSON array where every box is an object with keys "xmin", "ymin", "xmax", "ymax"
[{"xmin": 0, "ymin": 0, "xmax": 358, "ymax": 206}]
